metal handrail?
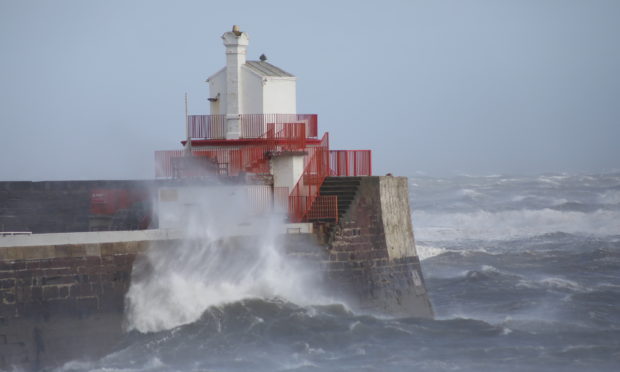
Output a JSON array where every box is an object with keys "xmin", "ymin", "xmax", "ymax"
[{"xmin": 188, "ymin": 114, "xmax": 318, "ymax": 140}]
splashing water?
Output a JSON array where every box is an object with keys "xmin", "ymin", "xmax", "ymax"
[{"xmin": 124, "ymin": 185, "xmax": 328, "ymax": 333}]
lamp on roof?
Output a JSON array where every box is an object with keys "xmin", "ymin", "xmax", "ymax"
[{"xmin": 232, "ymin": 25, "xmax": 242, "ymax": 36}]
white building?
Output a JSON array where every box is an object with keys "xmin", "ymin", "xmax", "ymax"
[
  {"xmin": 206, "ymin": 25, "xmax": 297, "ymax": 139},
  {"xmin": 155, "ymin": 26, "xmax": 372, "ymax": 225}
]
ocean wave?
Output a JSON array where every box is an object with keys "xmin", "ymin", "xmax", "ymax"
[
  {"xmin": 413, "ymin": 208, "xmax": 620, "ymax": 241},
  {"xmin": 463, "ymin": 265, "xmax": 523, "ymax": 282},
  {"xmin": 516, "ymin": 277, "xmax": 589, "ymax": 293},
  {"xmin": 598, "ymin": 189, "xmax": 620, "ymax": 204}
]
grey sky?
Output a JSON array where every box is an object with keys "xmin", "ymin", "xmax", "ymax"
[{"xmin": 1, "ymin": 0, "xmax": 618, "ymax": 180}]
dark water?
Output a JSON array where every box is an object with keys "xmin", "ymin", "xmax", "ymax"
[{"xmin": 57, "ymin": 173, "xmax": 620, "ymax": 371}]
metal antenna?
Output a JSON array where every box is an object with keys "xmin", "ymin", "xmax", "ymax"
[{"xmin": 185, "ymin": 92, "xmax": 192, "ymax": 154}]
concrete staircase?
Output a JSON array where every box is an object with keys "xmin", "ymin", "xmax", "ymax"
[{"xmin": 318, "ymin": 177, "xmax": 362, "ymax": 220}]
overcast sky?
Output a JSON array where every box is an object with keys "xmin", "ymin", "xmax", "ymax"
[{"xmin": 1, "ymin": 0, "xmax": 618, "ymax": 180}]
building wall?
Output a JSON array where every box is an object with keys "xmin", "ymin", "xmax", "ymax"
[
  {"xmin": 262, "ymin": 78, "xmax": 296, "ymax": 114},
  {"xmin": 270, "ymin": 155, "xmax": 305, "ymax": 194},
  {"xmin": 241, "ymin": 68, "xmax": 263, "ymax": 114},
  {"xmin": 208, "ymin": 69, "xmax": 226, "ymax": 115},
  {"xmin": 208, "ymin": 68, "xmax": 296, "ymax": 115}
]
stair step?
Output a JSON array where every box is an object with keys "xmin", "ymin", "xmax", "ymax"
[
  {"xmin": 321, "ymin": 180, "xmax": 361, "ymax": 185},
  {"xmin": 320, "ymin": 193, "xmax": 355, "ymax": 199},
  {"xmin": 316, "ymin": 177, "xmax": 363, "ymax": 222},
  {"xmin": 321, "ymin": 189, "xmax": 358, "ymax": 194}
]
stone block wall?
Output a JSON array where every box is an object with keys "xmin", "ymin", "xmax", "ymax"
[
  {"xmin": 0, "ymin": 240, "xmax": 155, "ymax": 370},
  {"xmin": 324, "ymin": 176, "xmax": 434, "ymax": 318},
  {"xmin": 0, "ymin": 179, "xmax": 253, "ymax": 234},
  {"xmin": 0, "ymin": 180, "xmax": 158, "ymax": 233}
]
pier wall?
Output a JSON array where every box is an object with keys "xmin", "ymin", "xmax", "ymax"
[
  {"xmin": 0, "ymin": 179, "xmax": 230, "ymax": 234},
  {"xmin": 0, "ymin": 176, "xmax": 433, "ymax": 370},
  {"xmin": 325, "ymin": 177, "xmax": 433, "ymax": 317},
  {"xmin": 0, "ymin": 180, "xmax": 158, "ymax": 233},
  {"xmin": 0, "ymin": 239, "xmax": 148, "ymax": 370}
]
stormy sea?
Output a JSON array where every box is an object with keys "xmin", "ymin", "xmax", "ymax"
[{"xmin": 56, "ymin": 173, "xmax": 620, "ymax": 372}]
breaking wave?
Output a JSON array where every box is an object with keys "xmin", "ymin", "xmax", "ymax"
[
  {"xmin": 413, "ymin": 208, "xmax": 620, "ymax": 241},
  {"xmin": 124, "ymin": 186, "xmax": 330, "ymax": 333}
]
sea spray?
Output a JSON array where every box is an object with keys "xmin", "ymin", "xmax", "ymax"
[{"xmin": 124, "ymin": 185, "xmax": 328, "ymax": 333}]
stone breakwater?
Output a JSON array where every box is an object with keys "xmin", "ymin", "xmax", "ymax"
[
  {"xmin": 0, "ymin": 176, "xmax": 432, "ymax": 371},
  {"xmin": 0, "ymin": 239, "xmax": 149, "ymax": 370}
]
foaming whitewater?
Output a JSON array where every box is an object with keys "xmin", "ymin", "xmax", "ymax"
[
  {"xmin": 124, "ymin": 185, "xmax": 329, "ymax": 333},
  {"xmin": 53, "ymin": 173, "xmax": 619, "ymax": 372},
  {"xmin": 411, "ymin": 173, "xmax": 620, "ymax": 242},
  {"xmin": 415, "ymin": 208, "xmax": 620, "ymax": 241}
]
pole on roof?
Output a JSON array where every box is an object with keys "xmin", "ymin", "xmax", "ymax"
[{"xmin": 185, "ymin": 92, "xmax": 192, "ymax": 155}]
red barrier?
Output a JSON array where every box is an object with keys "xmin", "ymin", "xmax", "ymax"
[
  {"xmin": 329, "ymin": 150, "xmax": 372, "ymax": 176},
  {"xmin": 155, "ymin": 123, "xmax": 309, "ymax": 178},
  {"xmin": 288, "ymin": 133, "xmax": 332, "ymax": 222},
  {"xmin": 244, "ymin": 185, "xmax": 275, "ymax": 216},
  {"xmin": 188, "ymin": 114, "xmax": 318, "ymax": 139},
  {"xmin": 187, "ymin": 115, "xmax": 226, "ymax": 139}
]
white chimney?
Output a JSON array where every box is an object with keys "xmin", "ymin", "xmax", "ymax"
[{"xmin": 221, "ymin": 25, "xmax": 249, "ymax": 139}]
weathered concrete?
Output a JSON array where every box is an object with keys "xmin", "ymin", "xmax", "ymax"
[
  {"xmin": 0, "ymin": 224, "xmax": 312, "ymax": 249},
  {"xmin": 379, "ymin": 176, "xmax": 418, "ymax": 259},
  {"xmin": 323, "ymin": 176, "xmax": 433, "ymax": 318}
]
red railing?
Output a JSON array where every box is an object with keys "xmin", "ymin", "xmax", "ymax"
[
  {"xmin": 187, "ymin": 115, "xmax": 226, "ymax": 139},
  {"xmin": 288, "ymin": 133, "xmax": 331, "ymax": 222},
  {"xmin": 155, "ymin": 150, "xmax": 184, "ymax": 178},
  {"xmin": 244, "ymin": 185, "xmax": 276, "ymax": 216},
  {"xmin": 155, "ymin": 123, "xmax": 309, "ymax": 178},
  {"xmin": 329, "ymin": 150, "xmax": 372, "ymax": 176},
  {"xmin": 188, "ymin": 114, "xmax": 318, "ymax": 139}
]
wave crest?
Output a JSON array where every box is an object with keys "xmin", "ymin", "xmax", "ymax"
[{"xmin": 413, "ymin": 208, "xmax": 620, "ymax": 241}]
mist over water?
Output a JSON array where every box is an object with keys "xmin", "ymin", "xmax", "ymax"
[{"xmin": 53, "ymin": 173, "xmax": 620, "ymax": 372}]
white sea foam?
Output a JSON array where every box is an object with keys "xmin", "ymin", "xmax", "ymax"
[
  {"xmin": 415, "ymin": 244, "xmax": 448, "ymax": 260},
  {"xmin": 598, "ymin": 189, "xmax": 620, "ymax": 204},
  {"xmin": 413, "ymin": 208, "xmax": 620, "ymax": 241},
  {"xmin": 458, "ymin": 188, "xmax": 484, "ymax": 199},
  {"xmin": 517, "ymin": 277, "xmax": 588, "ymax": 292},
  {"xmin": 124, "ymin": 186, "xmax": 328, "ymax": 333}
]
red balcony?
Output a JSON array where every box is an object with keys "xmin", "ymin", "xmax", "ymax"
[{"xmin": 187, "ymin": 114, "xmax": 318, "ymax": 140}]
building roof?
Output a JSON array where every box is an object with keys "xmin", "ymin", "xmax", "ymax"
[{"xmin": 244, "ymin": 61, "xmax": 294, "ymax": 77}]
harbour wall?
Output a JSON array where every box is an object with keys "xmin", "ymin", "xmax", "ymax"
[
  {"xmin": 0, "ymin": 180, "xmax": 158, "ymax": 233},
  {"xmin": 0, "ymin": 232, "xmax": 318, "ymax": 370},
  {"xmin": 0, "ymin": 179, "xmax": 229, "ymax": 234},
  {"xmin": 0, "ymin": 176, "xmax": 433, "ymax": 370},
  {"xmin": 0, "ymin": 238, "xmax": 148, "ymax": 370},
  {"xmin": 323, "ymin": 177, "xmax": 433, "ymax": 318}
]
